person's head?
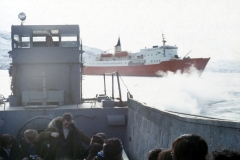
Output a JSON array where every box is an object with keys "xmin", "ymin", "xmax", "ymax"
[
  {"xmin": 147, "ymin": 148, "xmax": 162, "ymax": 160},
  {"xmin": 91, "ymin": 135, "xmax": 104, "ymax": 145},
  {"xmin": 210, "ymin": 149, "xmax": 240, "ymax": 160},
  {"xmin": 172, "ymin": 134, "xmax": 208, "ymax": 160},
  {"xmin": 46, "ymin": 35, "xmax": 53, "ymax": 46},
  {"xmin": 0, "ymin": 134, "xmax": 13, "ymax": 149},
  {"xmin": 103, "ymin": 138, "xmax": 123, "ymax": 160},
  {"xmin": 95, "ymin": 132, "xmax": 107, "ymax": 140},
  {"xmin": 86, "ymin": 143, "xmax": 103, "ymax": 160},
  {"xmin": 61, "ymin": 113, "xmax": 73, "ymax": 128},
  {"xmin": 157, "ymin": 149, "xmax": 172, "ymax": 160},
  {"xmin": 24, "ymin": 129, "xmax": 39, "ymax": 144}
]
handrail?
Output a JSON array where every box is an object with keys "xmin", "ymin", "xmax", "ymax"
[
  {"xmin": 0, "ymin": 94, "xmax": 8, "ymax": 110},
  {"xmin": 103, "ymin": 71, "xmax": 124, "ymax": 106}
]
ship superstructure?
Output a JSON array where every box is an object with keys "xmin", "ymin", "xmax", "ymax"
[{"xmin": 84, "ymin": 35, "xmax": 210, "ymax": 76}]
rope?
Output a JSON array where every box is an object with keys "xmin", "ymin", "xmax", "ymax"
[{"xmin": 118, "ymin": 73, "xmax": 131, "ymax": 93}]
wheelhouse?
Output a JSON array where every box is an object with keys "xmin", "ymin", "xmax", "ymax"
[
  {"xmin": 8, "ymin": 25, "xmax": 82, "ymax": 106},
  {"xmin": 12, "ymin": 25, "xmax": 79, "ymax": 48}
]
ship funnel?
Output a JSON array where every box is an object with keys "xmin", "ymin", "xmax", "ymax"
[{"xmin": 115, "ymin": 37, "xmax": 122, "ymax": 52}]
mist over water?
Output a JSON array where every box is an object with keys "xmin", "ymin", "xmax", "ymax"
[
  {"xmin": 0, "ymin": 29, "xmax": 239, "ymax": 121},
  {"xmin": 1, "ymin": 64, "xmax": 240, "ymax": 121},
  {"xmin": 0, "ymin": 70, "xmax": 11, "ymax": 97},
  {"xmin": 81, "ymin": 66, "xmax": 240, "ymax": 121},
  {"xmin": 138, "ymin": 70, "xmax": 239, "ymax": 120}
]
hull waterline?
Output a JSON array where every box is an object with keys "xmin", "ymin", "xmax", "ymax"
[{"xmin": 83, "ymin": 58, "xmax": 210, "ymax": 76}]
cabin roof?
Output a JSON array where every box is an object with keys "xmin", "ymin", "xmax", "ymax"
[{"xmin": 11, "ymin": 25, "xmax": 80, "ymax": 34}]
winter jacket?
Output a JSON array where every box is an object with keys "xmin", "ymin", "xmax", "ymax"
[
  {"xmin": 0, "ymin": 136, "xmax": 22, "ymax": 160},
  {"xmin": 20, "ymin": 139, "xmax": 49, "ymax": 160},
  {"xmin": 39, "ymin": 117, "xmax": 90, "ymax": 160}
]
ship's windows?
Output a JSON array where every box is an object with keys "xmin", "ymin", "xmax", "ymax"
[
  {"xmin": 61, "ymin": 34, "xmax": 78, "ymax": 47},
  {"xmin": 33, "ymin": 36, "xmax": 59, "ymax": 47},
  {"xmin": 33, "ymin": 29, "xmax": 59, "ymax": 35},
  {"xmin": 32, "ymin": 29, "xmax": 59, "ymax": 47},
  {"xmin": 13, "ymin": 34, "xmax": 30, "ymax": 48}
]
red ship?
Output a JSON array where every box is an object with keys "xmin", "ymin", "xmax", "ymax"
[{"xmin": 83, "ymin": 35, "xmax": 210, "ymax": 76}]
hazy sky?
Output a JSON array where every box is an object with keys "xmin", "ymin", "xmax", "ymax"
[{"xmin": 0, "ymin": 0, "xmax": 239, "ymax": 60}]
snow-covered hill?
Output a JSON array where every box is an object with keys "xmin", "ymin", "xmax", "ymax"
[
  {"xmin": 0, "ymin": 31, "xmax": 102, "ymax": 69},
  {"xmin": 1, "ymin": 30, "xmax": 240, "ymax": 73},
  {"xmin": 0, "ymin": 31, "xmax": 12, "ymax": 69}
]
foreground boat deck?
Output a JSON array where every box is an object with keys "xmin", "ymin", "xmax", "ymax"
[
  {"xmin": 1, "ymin": 98, "xmax": 240, "ymax": 160},
  {"xmin": 0, "ymin": 101, "xmax": 238, "ymax": 123},
  {"xmin": 1, "ymin": 102, "xmax": 108, "ymax": 111}
]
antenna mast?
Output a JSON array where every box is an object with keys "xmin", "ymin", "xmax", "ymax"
[{"xmin": 162, "ymin": 33, "xmax": 166, "ymax": 57}]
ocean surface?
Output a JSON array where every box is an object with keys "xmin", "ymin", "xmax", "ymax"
[{"xmin": 1, "ymin": 60, "xmax": 240, "ymax": 122}]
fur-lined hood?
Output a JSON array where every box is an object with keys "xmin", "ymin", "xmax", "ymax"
[{"xmin": 46, "ymin": 117, "xmax": 76, "ymax": 133}]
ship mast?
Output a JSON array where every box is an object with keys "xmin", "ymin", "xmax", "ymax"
[{"xmin": 162, "ymin": 33, "xmax": 166, "ymax": 57}]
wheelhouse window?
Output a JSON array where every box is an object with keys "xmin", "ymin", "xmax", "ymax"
[
  {"xmin": 61, "ymin": 34, "xmax": 78, "ymax": 47},
  {"xmin": 33, "ymin": 36, "xmax": 59, "ymax": 47},
  {"xmin": 32, "ymin": 29, "xmax": 59, "ymax": 47},
  {"xmin": 13, "ymin": 34, "xmax": 30, "ymax": 48}
]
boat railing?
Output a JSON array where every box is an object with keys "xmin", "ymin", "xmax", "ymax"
[
  {"xmin": 103, "ymin": 72, "xmax": 120, "ymax": 99},
  {"xmin": 81, "ymin": 71, "xmax": 130, "ymax": 107},
  {"xmin": 0, "ymin": 94, "xmax": 8, "ymax": 110}
]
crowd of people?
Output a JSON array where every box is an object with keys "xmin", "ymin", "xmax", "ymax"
[
  {"xmin": 0, "ymin": 112, "xmax": 239, "ymax": 160},
  {"xmin": 0, "ymin": 113, "xmax": 123, "ymax": 160},
  {"xmin": 147, "ymin": 134, "xmax": 240, "ymax": 160}
]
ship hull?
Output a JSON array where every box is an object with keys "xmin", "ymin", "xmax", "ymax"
[{"xmin": 83, "ymin": 58, "xmax": 210, "ymax": 76}]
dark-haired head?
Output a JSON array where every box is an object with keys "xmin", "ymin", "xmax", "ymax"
[
  {"xmin": 0, "ymin": 134, "xmax": 13, "ymax": 148},
  {"xmin": 210, "ymin": 149, "xmax": 240, "ymax": 160},
  {"xmin": 96, "ymin": 132, "xmax": 107, "ymax": 140},
  {"xmin": 157, "ymin": 149, "xmax": 172, "ymax": 160},
  {"xmin": 91, "ymin": 135, "xmax": 104, "ymax": 145},
  {"xmin": 45, "ymin": 35, "xmax": 54, "ymax": 47},
  {"xmin": 86, "ymin": 143, "xmax": 103, "ymax": 160},
  {"xmin": 45, "ymin": 35, "xmax": 52, "ymax": 40},
  {"xmin": 61, "ymin": 113, "xmax": 74, "ymax": 129},
  {"xmin": 172, "ymin": 134, "xmax": 208, "ymax": 160},
  {"xmin": 62, "ymin": 113, "xmax": 73, "ymax": 122},
  {"xmin": 147, "ymin": 148, "xmax": 162, "ymax": 160},
  {"xmin": 103, "ymin": 138, "xmax": 123, "ymax": 160}
]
